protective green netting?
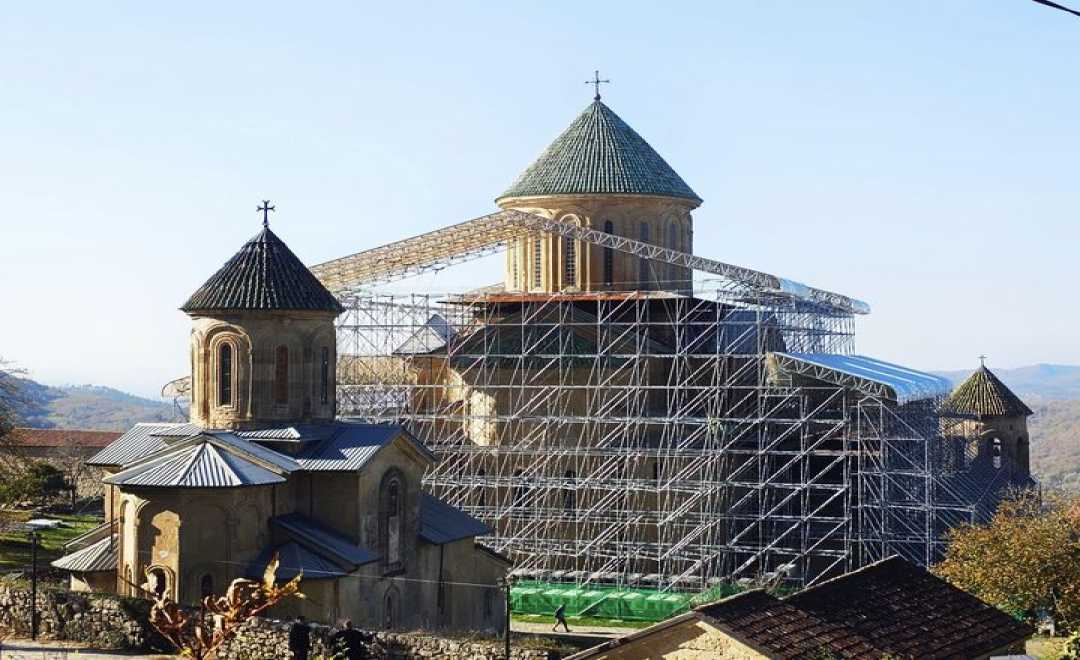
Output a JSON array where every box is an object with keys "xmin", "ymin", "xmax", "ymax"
[{"xmin": 511, "ymin": 581, "xmax": 743, "ymax": 623}]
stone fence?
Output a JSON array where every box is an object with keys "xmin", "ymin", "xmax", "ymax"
[
  {"xmin": 0, "ymin": 581, "xmax": 565, "ymax": 659},
  {"xmin": 0, "ymin": 580, "xmax": 158, "ymax": 650},
  {"xmin": 220, "ymin": 617, "xmax": 561, "ymax": 659}
]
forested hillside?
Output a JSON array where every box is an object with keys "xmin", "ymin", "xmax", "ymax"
[{"xmin": 7, "ymin": 377, "xmax": 175, "ymax": 431}]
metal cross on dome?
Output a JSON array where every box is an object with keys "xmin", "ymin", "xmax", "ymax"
[
  {"xmin": 258, "ymin": 200, "xmax": 275, "ymax": 228},
  {"xmin": 978, "ymin": 354, "xmax": 988, "ymax": 367},
  {"xmin": 586, "ymin": 70, "xmax": 611, "ymax": 101}
]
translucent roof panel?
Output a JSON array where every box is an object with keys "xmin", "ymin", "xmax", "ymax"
[{"xmin": 773, "ymin": 353, "xmax": 952, "ymax": 405}]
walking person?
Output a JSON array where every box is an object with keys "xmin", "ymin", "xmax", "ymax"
[
  {"xmin": 552, "ymin": 602, "xmax": 571, "ymax": 633},
  {"xmin": 330, "ymin": 619, "xmax": 369, "ymax": 660},
  {"xmin": 288, "ymin": 614, "xmax": 311, "ymax": 660}
]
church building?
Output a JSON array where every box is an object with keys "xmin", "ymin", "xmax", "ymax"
[{"xmin": 52, "ymin": 220, "xmax": 509, "ymax": 633}]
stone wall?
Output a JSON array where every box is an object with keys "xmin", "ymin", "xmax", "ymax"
[
  {"xmin": 218, "ymin": 617, "xmax": 562, "ymax": 660},
  {"xmin": 0, "ymin": 581, "xmax": 159, "ymax": 650}
]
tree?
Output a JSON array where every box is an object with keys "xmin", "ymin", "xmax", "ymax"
[
  {"xmin": 0, "ymin": 461, "xmax": 68, "ymax": 506},
  {"xmin": 934, "ymin": 489, "xmax": 1080, "ymax": 631},
  {"xmin": 149, "ymin": 555, "xmax": 304, "ymax": 660}
]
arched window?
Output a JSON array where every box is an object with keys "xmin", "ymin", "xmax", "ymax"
[
  {"xmin": 273, "ymin": 346, "xmax": 289, "ymax": 405},
  {"xmin": 562, "ymin": 470, "xmax": 576, "ymax": 511},
  {"xmin": 992, "ymin": 437, "xmax": 1002, "ymax": 469},
  {"xmin": 147, "ymin": 567, "xmax": 168, "ymax": 599},
  {"xmin": 638, "ymin": 223, "xmax": 650, "ymax": 288},
  {"xmin": 668, "ymin": 224, "xmax": 678, "ymax": 286},
  {"xmin": 320, "ymin": 347, "xmax": 330, "ymax": 405},
  {"xmin": 478, "ymin": 469, "xmax": 486, "ymax": 507},
  {"xmin": 200, "ymin": 574, "xmax": 214, "ymax": 599},
  {"xmin": 383, "ymin": 586, "xmax": 400, "ymax": 629},
  {"xmin": 511, "ymin": 241, "xmax": 519, "ymax": 289},
  {"xmin": 380, "ymin": 471, "xmax": 404, "ymax": 574},
  {"xmin": 532, "ymin": 237, "xmax": 542, "ymax": 289},
  {"xmin": 218, "ymin": 343, "xmax": 232, "ymax": 406},
  {"xmin": 513, "ymin": 469, "xmax": 526, "ymax": 508},
  {"xmin": 564, "ymin": 237, "xmax": 576, "ymax": 286},
  {"xmin": 603, "ymin": 221, "xmax": 614, "ymax": 286}
]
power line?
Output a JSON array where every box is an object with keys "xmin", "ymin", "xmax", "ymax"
[{"xmin": 1033, "ymin": 0, "xmax": 1080, "ymax": 18}]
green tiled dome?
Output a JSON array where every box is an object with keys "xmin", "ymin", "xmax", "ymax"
[{"xmin": 498, "ymin": 100, "xmax": 701, "ymax": 205}]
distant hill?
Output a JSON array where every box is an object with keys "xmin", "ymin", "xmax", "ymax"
[
  {"xmin": 934, "ymin": 363, "xmax": 1080, "ymax": 400},
  {"xmin": 7, "ymin": 377, "xmax": 176, "ymax": 432}
]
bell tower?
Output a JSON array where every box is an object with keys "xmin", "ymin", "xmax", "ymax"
[{"xmin": 180, "ymin": 207, "xmax": 344, "ymax": 430}]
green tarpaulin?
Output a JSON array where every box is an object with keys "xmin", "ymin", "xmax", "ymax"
[{"xmin": 511, "ymin": 581, "xmax": 738, "ymax": 623}]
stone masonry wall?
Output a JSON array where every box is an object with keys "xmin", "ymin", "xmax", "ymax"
[
  {"xmin": 0, "ymin": 581, "xmax": 159, "ymax": 650},
  {"xmin": 218, "ymin": 617, "xmax": 561, "ymax": 660}
]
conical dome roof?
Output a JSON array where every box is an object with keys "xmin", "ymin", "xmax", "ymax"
[
  {"xmin": 941, "ymin": 366, "xmax": 1033, "ymax": 418},
  {"xmin": 497, "ymin": 100, "xmax": 701, "ymax": 205},
  {"xmin": 181, "ymin": 226, "xmax": 344, "ymax": 314}
]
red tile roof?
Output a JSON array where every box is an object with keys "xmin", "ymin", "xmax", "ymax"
[{"xmin": 8, "ymin": 428, "xmax": 122, "ymax": 449}]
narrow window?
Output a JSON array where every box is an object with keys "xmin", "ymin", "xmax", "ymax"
[
  {"xmin": 483, "ymin": 587, "xmax": 494, "ymax": 622},
  {"xmin": 273, "ymin": 346, "xmax": 289, "ymax": 405},
  {"xmin": 381, "ymin": 471, "xmax": 404, "ymax": 573},
  {"xmin": 200, "ymin": 574, "xmax": 213, "ymax": 599},
  {"xmin": 478, "ymin": 469, "xmax": 486, "ymax": 508},
  {"xmin": 218, "ymin": 344, "xmax": 232, "ymax": 406},
  {"xmin": 992, "ymin": 437, "xmax": 1002, "ymax": 469},
  {"xmin": 563, "ymin": 237, "xmax": 576, "ymax": 286},
  {"xmin": 563, "ymin": 470, "xmax": 576, "ymax": 511},
  {"xmin": 511, "ymin": 243, "xmax": 519, "ymax": 289},
  {"xmin": 384, "ymin": 587, "xmax": 400, "ymax": 629},
  {"xmin": 639, "ymin": 223, "xmax": 650, "ymax": 288},
  {"xmin": 668, "ymin": 224, "xmax": 678, "ymax": 286},
  {"xmin": 513, "ymin": 469, "xmax": 526, "ymax": 507},
  {"xmin": 532, "ymin": 237, "xmax": 542, "ymax": 289},
  {"xmin": 320, "ymin": 347, "xmax": 330, "ymax": 405},
  {"xmin": 603, "ymin": 221, "xmax": 614, "ymax": 286}
]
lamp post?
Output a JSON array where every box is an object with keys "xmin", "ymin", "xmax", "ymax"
[{"xmin": 26, "ymin": 529, "xmax": 40, "ymax": 640}]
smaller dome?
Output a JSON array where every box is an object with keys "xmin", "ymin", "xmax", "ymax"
[
  {"xmin": 498, "ymin": 100, "xmax": 701, "ymax": 205},
  {"xmin": 941, "ymin": 366, "xmax": 1033, "ymax": 418},
  {"xmin": 181, "ymin": 226, "xmax": 344, "ymax": 315}
]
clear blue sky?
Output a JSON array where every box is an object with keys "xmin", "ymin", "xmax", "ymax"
[{"xmin": 2, "ymin": 1, "xmax": 1078, "ymax": 398}]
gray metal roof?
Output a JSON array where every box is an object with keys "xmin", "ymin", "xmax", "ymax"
[
  {"xmin": 498, "ymin": 100, "xmax": 700, "ymax": 204},
  {"xmin": 235, "ymin": 425, "xmax": 338, "ymax": 443},
  {"xmin": 245, "ymin": 541, "xmax": 349, "ymax": 581},
  {"xmin": 393, "ymin": 313, "xmax": 457, "ymax": 355},
  {"xmin": 294, "ymin": 424, "xmax": 434, "ymax": 471},
  {"xmin": 181, "ymin": 226, "xmax": 344, "ymax": 314},
  {"xmin": 103, "ymin": 441, "xmax": 286, "ymax": 488},
  {"xmin": 419, "ymin": 493, "xmax": 492, "ymax": 545},
  {"xmin": 51, "ymin": 535, "xmax": 117, "ymax": 573},
  {"xmin": 772, "ymin": 353, "xmax": 952, "ymax": 405},
  {"xmin": 87, "ymin": 423, "xmax": 183, "ymax": 466},
  {"xmin": 207, "ymin": 432, "xmax": 301, "ymax": 472},
  {"xmin": 272, "ymin": 513, "xmax": 377, "ymax": 569}
]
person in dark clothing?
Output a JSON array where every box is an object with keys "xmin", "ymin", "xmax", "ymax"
[
  {"xmin": 552, "ymin": 603, "xmax": 571, "ymax": 632},
  {"xmin": 329, "ymin": 619, "xmax": 369, "ymax": 660},
  {"xmin": 288, "ymin": 615, "xmax": 311, "ymax": 660}
]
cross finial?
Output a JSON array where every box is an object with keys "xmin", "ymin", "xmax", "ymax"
[
  {"xmin": 978, "ymin": 354, "xmax": 987, "ymax": 367},
  {"xmin": 257, "ymin": 200, "xmax": 275, "ymax": 228},
  {"xmin": 585, "ymin": 70, "xmax": 611, "ymax": 101}
]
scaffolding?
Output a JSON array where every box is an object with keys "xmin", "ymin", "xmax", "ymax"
[{"xmin": 325, "ymin": 213, "xmax": 1008, "ymax": 591}]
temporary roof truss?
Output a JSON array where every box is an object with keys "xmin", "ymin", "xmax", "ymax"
[{"xmin": 311, "ymin": 210, "xmax": 870, "ymax": 316}]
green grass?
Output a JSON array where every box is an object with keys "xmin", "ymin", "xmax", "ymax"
[
  {"xmin": 0, "ymin": 510, "xmax": 103, "ymax": 570},
  {"xmin": 512, "ymin": 612, "xmax": 652, "ymax": 630}
]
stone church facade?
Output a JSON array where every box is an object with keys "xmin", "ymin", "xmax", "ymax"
[{"xmin": 53, "ymin": 224, "xmax": 509, "ymax": 633}]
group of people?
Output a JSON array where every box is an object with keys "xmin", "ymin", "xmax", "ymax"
[{"xmin": 288, "ymin": 615, "xmax": 370, "ymax": 660}]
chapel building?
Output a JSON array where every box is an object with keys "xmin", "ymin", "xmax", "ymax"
[{"xmin": 52, "ymin": 221, "xmax": 509, "ymax": 633}]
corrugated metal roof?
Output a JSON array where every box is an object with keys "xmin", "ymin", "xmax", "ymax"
[
  {"xmin": 941, "ymin": 366, "xmax": 1033, "ymax": 418},
  {"xmin": 420, "ymin": 493, "xmax": 492, "ymax": 545},
  {"xmin": 87, "ymin": 423, "xmax": 185, "ymax": 466},
  {"xmin": 272, "ymin": 513, "xmax": 377, "ymax": 569},
  {"xmin": 773, "ymin": 353, "xmax": 952, "ymax": 405},
  {"xmin": 498, "ymin": 100, "xmax": 700, "ymax": 204},
  {"xmin": 393, "ymin": 314, "xmax": 458, "ymax": 355},
  {"xmin": 51, "ymin": 535, "xmax": 117, "ymax": 573},
  {"xmin": 104, "ymin": 442, "xmax": 285, "ymax": 488},
  {"xmin": 235, "ymin": 425, "xmax": 338, "ymax": 442},
  {"xmin": 295, "ymin": 424, "xmax": 434, "ymax": 471},
  {"xmin": 245, "ymin": 541, "xmax": 349, "ymax": 581},
  {"xmin": 207, "ymin": 432, "xmax": 301, "ymax": 472},
  {"xmin": 181, "ymin": 226, "xmax": 344, "ymax": 314}
]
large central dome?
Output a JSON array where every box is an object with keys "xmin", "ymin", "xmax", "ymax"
[{"xmin": 497, "ymin": 100, "xmax": 701, "ymax": 205}]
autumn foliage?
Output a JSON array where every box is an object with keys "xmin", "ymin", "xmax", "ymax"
[
  {"xmin": 934, "ymin": 489, "xmax": 1080, "ymax": 631},
  {"xmin": 149, "ymin": 555, "xmax": 304, "ymax": 660}
]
